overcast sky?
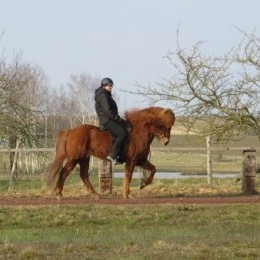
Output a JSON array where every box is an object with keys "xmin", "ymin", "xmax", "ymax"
[{"xmin": 0, "ymin": 0, "xmax": 259, "ymax": 111}]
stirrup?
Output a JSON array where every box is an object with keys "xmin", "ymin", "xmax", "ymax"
[{"xmin": 106, "ymin": 155, "xmax": 117, "ymax": 165}]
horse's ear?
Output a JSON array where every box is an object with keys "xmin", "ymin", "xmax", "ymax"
[
  {"xmin": 164, "ymin": 108, "xmax": 175, "ymax": 125},
  {"xmin": 165, "ymin": 108, "xmax": 173, "ymax": 114},
  {"xmin": 165, "ymin": 108, "xmax": 174, "ymax": 117}
]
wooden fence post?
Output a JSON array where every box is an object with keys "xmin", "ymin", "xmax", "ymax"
[
  {"xmin": 242, "ymin": 149, "xmax": 257, "ymax": 195},
  {"xmin": 206, "ymin": 136, "xmax": 212, "ymax": 185},
  {"xmin": 99, "ymin": 159, "xmax": 112, "ymax": 193},
  {"xmin": 8, "ymin": 139, "xmax": 21, "ymax": 190}
]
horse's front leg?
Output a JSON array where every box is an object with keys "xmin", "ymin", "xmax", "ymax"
[
  {"xmin": 139, "ymin": 160, "xmax": 156, "ymax": 189},
  {"xmin": 122, "ymin": 162, "xmax": 135, "ymax": 199}
]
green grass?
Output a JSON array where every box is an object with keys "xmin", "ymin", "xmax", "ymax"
[
  {"xmin": 0, "ymin": 173, "xmax": 253, "ymax": 199},
  {"xmin": 0, "ymin": 135, "xmax": 260, "ymax": 258},
  {"xmin": 111, "ymin": 150, "xmax": 244, "ymax": 175},
  {"xmin": 1, "ymin": 171, "xmax": 260, "ymax": 199},
  {"xmin": 1, "ymin": 204, "xmax": 260, "ymax": 259},
  {"xmin": 0, "ymin": 171, "xmax": 260, "ymax": 258}
]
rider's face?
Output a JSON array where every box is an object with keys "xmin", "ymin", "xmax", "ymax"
[{"xmin": 104, "ymin": 84, "xmax": 113, "ymax": 92}]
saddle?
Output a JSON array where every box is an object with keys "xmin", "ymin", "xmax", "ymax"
[{"xmin": 99, "ymin": 122, "xmax": 131, "ymax": 133}]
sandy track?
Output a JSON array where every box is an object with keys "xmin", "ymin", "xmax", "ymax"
[{"xmin": 1, "ymin": 196, "xmax": 260, "ymax": 206}]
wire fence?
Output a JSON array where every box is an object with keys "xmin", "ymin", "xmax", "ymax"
[{"xmin": 1, "ymin": 146, "xmax": 260, "ymax": 177}]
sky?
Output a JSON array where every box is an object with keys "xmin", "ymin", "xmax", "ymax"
[{"xmin": 0, "ymin": 0, "xmax": 259, "ymax": 112}]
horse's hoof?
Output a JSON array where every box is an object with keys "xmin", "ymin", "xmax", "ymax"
[
  {"xmin": 128, "ymin": 194, "xmax": 135, "ymax": 199},
  {"xmin": 41, "ymin": 184, "xmax": 48, "ymax": 191},
  {"xmin": 123, "ymin": 193, "xmax": 134, "ymax": 199},
  {"xmin": 41, "ymin": 185, "xmax": 51, "ymax": 195},
  {"xmin": 56, "ymin": 194, "xmax": 63, "ymax": 201},
  {"xmin": 90, "ymin": 193, "xmax": 100, "ymax": 200},
  {"xmin": 140, "ymin": 179, "xmax": 147, "ymax": 189}
]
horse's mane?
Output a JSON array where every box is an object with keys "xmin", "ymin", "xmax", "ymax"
[{"xmin": 125, "ymin": 107, "xmax": 175, "ymax": 128}]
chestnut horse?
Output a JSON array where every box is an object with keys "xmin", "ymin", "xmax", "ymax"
[{"xmin": 47, "ymin": 107, "xmax": 175, "ymax": 198}]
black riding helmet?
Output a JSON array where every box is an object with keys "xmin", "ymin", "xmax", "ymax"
[{"xmin": 101, "ymin": 78, "xmax": 114, "ymax": 86}]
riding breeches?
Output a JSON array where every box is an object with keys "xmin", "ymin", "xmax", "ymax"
[{"xmin": 103, "ymin": 120, "xmax": 128, "ymax": 158}]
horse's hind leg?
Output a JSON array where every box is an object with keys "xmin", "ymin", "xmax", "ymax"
[
  {"xmin": 139, "ymin": 160, "xmax": 156, "ymax": 189},
  {"xmin": 79, "ymin": 157, "xmax": 99, "ymax": 198},
  {"xmin": 55, "ymin": 160, "xmax": 77, "ymax": 197}
]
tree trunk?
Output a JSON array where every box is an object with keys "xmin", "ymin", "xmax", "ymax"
[
  {"xmin": 8, "ymin": 139, "xmax": 21, "ymax": 191},
  {"xmin": 9, "ymin": 135, "xmax": 18, "ymax": 179}
]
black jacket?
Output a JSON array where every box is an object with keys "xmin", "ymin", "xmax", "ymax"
[{"xmin": 94, "ymin": 86, "xmax": 119, "ymax": 124}]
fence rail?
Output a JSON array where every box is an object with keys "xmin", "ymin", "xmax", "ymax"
[
  {"xmin": 0, "ymin": 148, "xmax": 55, "ymax": 153},
  {"xmin": 1, "ymin": 147, "xmax": 260, "ymax": 153},
  {"xmin": 152, "ymin": 147, "xmax": 260, "ymax": 152}
]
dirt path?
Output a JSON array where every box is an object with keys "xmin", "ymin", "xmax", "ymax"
[{"xmin": 1, "ymin": 196, "xmax": 260, "ymax": 206}]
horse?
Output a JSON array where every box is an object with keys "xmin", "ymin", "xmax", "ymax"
[{"xmin": 47, "ymin": 106, "xmax": 175, "ymax": 198}]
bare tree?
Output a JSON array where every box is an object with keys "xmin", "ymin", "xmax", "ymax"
[
  {"xmin": 44, "ymin": 73, "xmax": 99, "ymax": 140},
  {"xmin": 134, "ymin": 28, "xmax": 260, "ymax": 142},
  {"xmin": 0, "ymin": 50, "xmax": 49, "ymax": 180},
  {"xmin": 66, "ymin": 73, "xmax": 99, "ymax": 125}
]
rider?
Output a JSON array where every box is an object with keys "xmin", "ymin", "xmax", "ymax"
[{"xmin": 94, "ymin": 77, "xmax": 128, "ymax": 164}]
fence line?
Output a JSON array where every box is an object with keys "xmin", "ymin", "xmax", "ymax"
[
  {"xmin": 1, "ymin": 147, "xmax": 260, "ymax": 153},
  {"xmin": 152, "ymin": 147, "xmax": 260, "ymax": 152},
  {"xmin": 0, "ymin": 147, "xmax": 260, "ymax": 153},
  {"xmin": 0, "ymin": 148, "xmax": 55, "ymax": 153}
]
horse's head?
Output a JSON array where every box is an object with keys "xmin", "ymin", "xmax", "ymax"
[
  {"xmin": 150, "ymin": 108, "xmax": 175, "ymax": 145},
  {"xmin": 153, "ymin": 126, "xmax": 172, "ymax": 145},
  {"xmin": 126, "ymin": 106, "xmax": 175, "ymax": 145}
]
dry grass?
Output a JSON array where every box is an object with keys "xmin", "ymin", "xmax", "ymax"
[
  {"xmin": 1, "ymin": 202, "xmax": 260, "ymax": 259},
  {"xmin": 1, "ymin": 172, "xmax": 257, "ymax": 200}
]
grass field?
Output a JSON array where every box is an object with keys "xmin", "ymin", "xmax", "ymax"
[
  {"xmin": 0, "ymin": 135, "xmax": 260, "ymax": 259},
  {"xmin": 0, "ymin": 174, "xmax": 250, "ymax": 198},
  {"xmin": 0, "ymin": 175, "xmax": 260, "ymax": 258},
  {"xmin": 1, "ymin": 198, "xmax": 260, "ymax": 259}
]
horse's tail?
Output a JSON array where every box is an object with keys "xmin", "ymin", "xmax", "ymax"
[{"xmin": 46, "ymin": 130, "xmax": 68, "ymax": 186}]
